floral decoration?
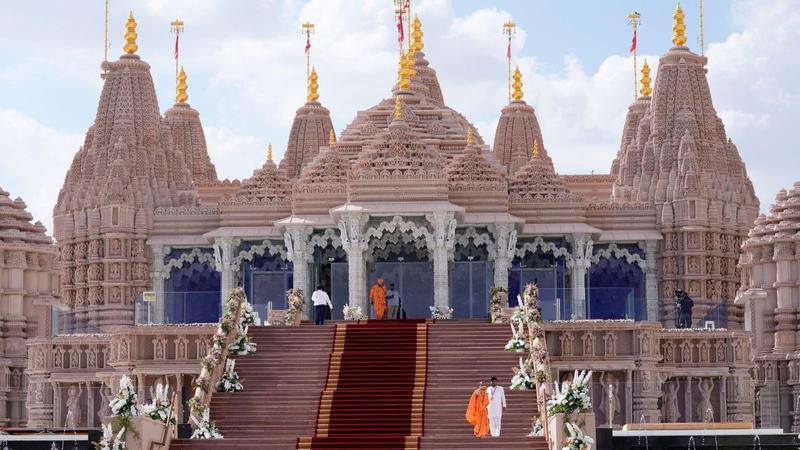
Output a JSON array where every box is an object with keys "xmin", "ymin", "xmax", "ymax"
[
  {"xmin": 343, "ymin": 304, "xmax": 365, "ymax": 321},
  {"xmin": 190, "ymin": 408, "xmax": 223, "ymax": 439},
  {"xmin": 285, "ymin": 288, "xmax": 305, "ymax": 325},
  {"xmin": 429, "ymin": 306, "xmax": 454, "ymax": 320},
  {"xmin": 217, "ymin": 359, "xmax": 244, "ymax": 392}
]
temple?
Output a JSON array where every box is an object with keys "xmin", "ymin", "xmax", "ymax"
[{"xmin": 4, "ymin": 3, "xmax": 796, "ymax": 444}]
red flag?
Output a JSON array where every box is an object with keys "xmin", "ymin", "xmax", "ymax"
[
  {"xmin": 174, "ymin": 32, "xmax": 179, "ymax": 60},
  {"xmin": 305, "ymin": 34, "xmax": 311, "ymax": 53},
  {"xmin": 397, "ymin": 12, "xmax": 404, "ymax": 44},
  {"xmin": 507, "ymin": 36, "xmax": 511, "ymax": 59},
  {"xmin": 629, "ymin": 29, "xmax": 637, "ymax": 53}
]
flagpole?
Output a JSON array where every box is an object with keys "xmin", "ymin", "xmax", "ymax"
[
  {"xmin": 698, "ymin": 0, "xmax": 704, "ymax": 56},
  {"xmin": 627, "ymin": 12, "xmax": 641, "ymax": 100},
  {"xmin": 302, "ymin": 22, "xmax": 315, "ymax": 80},
  {"xmin": 406, "ymin": 0, "xmax": 411, "ymax": 51},
  {"xmin": 170, "ymin": 19, "xmax": 184, "ymax": 78},
  {"xmin": 502, "ymin": 21, "xmax": 516, "ymax": 104},
  {"xmin": 104, "ymin": 0, "xmax": 110, "ymax": 63}
]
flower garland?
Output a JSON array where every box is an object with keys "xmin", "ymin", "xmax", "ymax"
[
  {"xmin": 429, "ymin": 306, "xmax": 454, "ymax": 320},
  {"xmin": 190, "ymin": 408, "xmax": 223, "ymax": 439},
  {"xmin": 343, "ymin": 304, "xmax": 364, "ymax": 321},
  {"xmin": 217, "ymin": 359, "xmax": 244, "ymax": 392},
  {"xmin": 142, "ymin": 383, "xmax": 175, "ymax": 425},
  {"xmin": 563, "ymin": 421, "xmax": 595, "ymax": 450},
  {"xmin": 228, "ymin": 324, "xmax": 257, "ymax": 356},
  {"xmin": 489, "ymin": 287, "xmax": 508, "ymax": 323},
  {"xmin": 285, "ymin": 288, "xmax": 305, "ymax": 325}
]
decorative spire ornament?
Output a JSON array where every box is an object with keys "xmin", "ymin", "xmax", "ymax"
[
  {"xmin": 639, "ymin": 60, "xmax": 652, "ymax": 97},
  {"xmin": 176, "ymin": 66, "xmax": 188, "ymax": 103},
  {"xmin": 672, "ymin": 3, "xmax": 687, "ymax": 47},
  {"xmin": 123, "ymin": 12, "xmax": 138, "ymax": 55},
  {"xmin": 394, "ymin": 97, "xmax": 402, "ymax": 119},
  {"xmin": 397, "ymin": 50, "xmax": 411, "ymax": 89},
  {"xmin": 406, "ymin": 45, "xmax": 416, "ymax": 78},
  {"xmin": 532, "ymin": 139, "xmax": 540, "ymax": 158},
  {"xmin": 307, "ymin": 67, "xmax": 319, "ymax": 102},
  {"xmin": 412, "ymin": 15, "xmax": 424, "ymax": 54},
  {"xmin": 329, "ymin": 129, "xmax": 336, "ymax": 147},
  {"xmin": 512, "ymin": 66, "xmax": 523, "ymax": 101},
  {"xmin": 698, "ymin": 0, "xmax": 705, "ymax": 55},
  {"xmin": 466, "ymin": 128, "xmax": 473, "ymax": 145},
  {"xmin": 267, "ymin": 143, "xmax": 273, "ymax": 161}
]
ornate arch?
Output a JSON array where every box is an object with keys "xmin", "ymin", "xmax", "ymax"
[
  {"xmin": 514, "ymin": 237, "xmax": 573, "ymax": 262},
  {"xmin": 364, "ymin": 216, "xmax": 433, "ymax": 243},
  {"xmin": 232, "ymin": 240, "xmax": 288, "ymax": 271},
  {"xmin": 454, "ymin": 227, "xmax": 497, "ymax": 260},
  {"xmin": 590, "ymin": 243, "xmax": 645, "ymax": 268},
  {"xmin": 307, "ymin": 228, "xmax": 343, "ymax": 257},
  {"xmin": 164, "ymin": 248, "xmax": 216, "ymax": 279}
]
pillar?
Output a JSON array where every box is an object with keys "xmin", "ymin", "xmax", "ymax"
[
  {"xmin": 284, "ymin": 226, "xmax": 312, "ymax": 317},
  {"xmin": 86, "ymin": 381, "xmax": 95, "ymax": 427},
  {"xmin": 426, "ymin": 212, "xmax": 456, "ymax": 310},
  {"xmin": 643, "ymin": 240, "xmax": 659, "ymax": 322},
  {"xmin": 720, "ymin": 375, "xmax": 728, "ymax": 422},
  {"xmin": 568, "ymin": 234, "xmax": 592, "ymax": 320},
  {"xmin": 339, "ymin": 215, "xmax": 368, "ymax": 313},
  {"xmin": 490, "ymin": 223, "xmax": 517, "ymax": 291},
  {"xmin": 149, "ymin": 244, "xmax": 168, "ymax": 324},
  {"xmin": 213, "ymin": 238, "xmax": 238, "ymax": 307},
  {"xmin": 51, "ymin": 382, "xmax": 61, "ymax": 427}
]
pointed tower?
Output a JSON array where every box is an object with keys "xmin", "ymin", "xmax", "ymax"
[
  {"xmin": 162, "ymin": 66, "xmax": 219, "ymax": 184},
  {"xmin": 407, "ymin": 15, "xmax": 444, "ymax": 106},
  {"xmin": 493, "ymin": 66, "xmax": 551, "ymax": 175},
  {"xmin": 292, "ymin": 129, "xmax": 350, "ymax": 215},
  {"xmin": 53, "ymin": 13, "xmax": 197, "ymax": 329},
  {"xmin": 611, "ymin": 4, "xmax": 759, "ymax": 327},
  {"xmin": 446, "ymin": 129, "xmax": 508, "ymax": 213},
  {"xmin": 279, "ymin": 67, "xmax": 334, "ymax": 179}
]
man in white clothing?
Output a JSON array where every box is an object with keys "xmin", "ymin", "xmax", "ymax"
[
  {"xmin": 487, "ymin": 376, "xmax": 506, "ymax": 437},
  {"xmin": 311, "ymin": 285, "xmax": 333, "ymax": 325}
]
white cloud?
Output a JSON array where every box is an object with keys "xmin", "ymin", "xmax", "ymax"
[{"xmin": 0, "ymin": 109, "xmax": 81, "ymax": 232}]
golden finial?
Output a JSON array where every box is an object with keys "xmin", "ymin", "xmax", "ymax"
[
  {"xmin": 639, "ymin": 60, "xmax": 652, "ymax": 97},
  {"xmin": 329, "ymin": 128, "xmax": 336, "ymax": 147},
  {"xmin": 512, "ymin": 66, "xmax": 523, "ymax": 101},
  {"xmin": 176, "ymin": 66, "xmax": 188, "ymax": 103},
  {"xmin": 672, "ymin": 3, "xmax": 687, "ymax": 47},
  {"xmin": 406, "ymin": 46, "xmax": 416, "ymax": 78},
  {"xmin": 394, "ymin": 97, "xmax": 402, "ymax": 119},
  {"xmin": 267, "ymin": 143, "xmax": 273, "ymax": 161},
  {"xmin": 532, "ymin": 139, "xmax": 540, "ymax": 158},
  {"xmin": 466, "ymin": 128, "xmax": 473, "ymax": 145},
  {"xmin": 307, "ymin": 67, "xmax": 319, "ymax": 102},
  {"xmin": 123, "ymin": 12, "xmax": 138, "ymax": 55},
  {"xmin": 397, "ymin": 50, "xmax": 410, "ymax": 89},
  {"xmin": 412, "ymin": 15, "xmax": 424, "ymax": 54}
]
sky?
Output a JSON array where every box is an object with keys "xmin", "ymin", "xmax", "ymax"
[{"xmin": 0, "ymin": 0, "xmax": 798, "ymax": 233}]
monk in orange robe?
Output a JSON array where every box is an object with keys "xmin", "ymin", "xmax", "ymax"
[
  {"xmin": 369, "ymin": 278, "xmax": 387, "ymax": 320},
  {"xmin": 465, "ymin": 383, "xmax": 490, "ymax": 438}
]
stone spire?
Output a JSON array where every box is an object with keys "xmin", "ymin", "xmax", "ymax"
[
  {"xmin": 54, "ymin": 14, "xmax": 198, "ymax": 329},
  {"xmin": 493, "ymin": 66, "xmax": 551, "ymax": 175},
  {"xmin": 293, "ymin": 135, "xmax": 350, "ymax": 215},
  {"xmin": 446, "ymin": 128, "xmax": 508, "ymax": 213},
  {"xmin": 278, "ymin": 68, "xmax": 334, "ymax": 179},
  {"xmin": 610, "ymin": 11, "xmax": 759, "ymax": 327}
]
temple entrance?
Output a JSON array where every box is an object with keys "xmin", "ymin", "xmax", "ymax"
[
  {"xmin": 239, "ymin": 240, "xmax": 293, "ymax": 314},
  {"xmin": 367, "ymin": 260, "xmax": 433, "ymax": 319},
  {"xmin": 450, "ymin": 261, "xmax": 492, "ymax": 319},
  {"xmin": 310, "ymin": 244, "xmax": 349, "ymax": 320},
  {"xmin": 509, "ymin": 243, "xmax": 568, "ymax": 320}
]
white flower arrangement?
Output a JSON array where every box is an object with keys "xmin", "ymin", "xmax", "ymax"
[
  {"xmin": 563, "ymin": 421, "xmax": 594, "ymax": 450},
  {"xmin": 110, "ymin": 375, "xmax": 140, "ymax": 418},
  {"xmin": 343, "ymin": 304, "xmax": 365, "ymax": 321},
  {"xmin": 190, "ymin": 408, "xmax": 223, "ymax": 439},
  {"xmin": 97, "ymin": 424, "xmax": 127, "ymax": 450},
  {"xmin": 228, "ymin": 325, "xmax": 257, "ymax": 356},
  {"xmin": 142, "ymin": 383, "xmax": 175, "ymax": 425},
  {"xmin": 112, "ymin": 427, "xmax": 127, "ymax": 450},
  {"xmin": 510, "ymin": 357, "xmax": 535, "ymax": 390},
  {"xmin": 527, "ymin": 417, "xmax": 544, "ymax": 437},
  {"xmin": 284, "ymin": 288, "xmax": 305, "ymax": 325},
  {"xmin": 506, "ymin": 316, "xmax": 529, "ymax": 352},
  {"xmin": 489, "ymin": 287, "xmax": 508, "ymax": 322},
  {"xmin": 240, "ymin": 301, "xmax": 258, "ymax": 327},
  {"xmin": 217, "ymin": 359, "xmax": 244, "ymax": 392},
  {"xmin": 429, "ymin": 306, "xmax": 454, "ymax": 320},
  {"xmin": 505, "ymin": 336, "xmax": 529, "ymax": 352},
  {"xmin": 546, "ymin": 370, "xmax": 593, "ymax": 416}
]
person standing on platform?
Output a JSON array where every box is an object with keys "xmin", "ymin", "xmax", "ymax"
[
  {"xmin": 369, "ymin": 277, "xmax": 387, "ymax": 320},
  {"xmin": 311, "ymin": 285, "xmax": 333, "ymax": 325},
  {"xmin": 487, "ymin": 376, "xmax": 506, "ymax": 437},
  {"xmin": 385, "ymin": 282, "xmax": 400, "ymax": 320},
  {"xmin": 466, "ymin": 382, "xmax": 489, "ymax": 438}
]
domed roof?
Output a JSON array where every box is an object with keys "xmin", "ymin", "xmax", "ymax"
[
  {"xmin": 446, "ymin": 135, "xmax": 508, "ymax": 213},
  {"xmin": 493, "ymin": 100, "xmax": 551, "ymax": 174},
  {"xmin": 227, "ymin": 156, "xmax": 292, "ymax": 206},
  {"xmin": 279, "ymin": 100, "xmax": 334, "ymax": 179},
  {"xmin": 0, "ymin": 187, "xmax": 52, "ymax": 246},
  {"xmin": 348, "ymin": 100, "xmax": 448, "ymax": 203},
  {"xmin": 508, "ymin": 148, "xmax": 577, "ymax": 203},
  {"xmin": 745, "ymin": 181, "xmax": 800, "ymax": 244},
  {"xmin": 292, "ymin": 141, "xmax": 350, "ymax": 214}
]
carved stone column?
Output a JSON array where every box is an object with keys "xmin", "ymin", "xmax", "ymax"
[
  {"xmin": 643, "ymin": 240, "xmax": 659, "ymax": 322},
  {"xmin": 213, "ymin": 238, "xmax": 238, "ymax": 307},
  {"xmin": 568, "ymin": 234, "xmax": 592, "ymax": 319},
  {"xmin": 490, "ymin": 223, "xmax": 517, "ymax": 291},
  {"xmin": 86, "ymin": 381, "xmax": 95, "ymax": 427},
  {"xmin": 51, "ymin": 382, "xmax": 62, "ymax": 427},
  {"xmin": 284, "ymin": 226, "xmax": 312, "ymax": 317},
  {"xmin": 339, "ymin": 215, "xmax": 368, "ymax": 313},
  {"xmin": 149, "ymin": 244, "xmax": 168, "ymax": 324},
  {"xmin": 426, "ymin": 212, "xmax": 457, "ymax": 310}
]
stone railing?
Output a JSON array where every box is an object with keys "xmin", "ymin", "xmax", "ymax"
[{"xmin": 186, "ymin": 288, "xmax": 249, "ymax": 423}]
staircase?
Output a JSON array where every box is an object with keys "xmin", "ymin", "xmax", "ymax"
[{"xmin": 170, "ymin": 321, "xmax": 547, "ymax": 450}]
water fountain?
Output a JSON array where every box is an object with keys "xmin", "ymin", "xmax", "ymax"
[
  {"xmin": 636, "ymin": 413, "xmax": 649, "ymax": 450},
  {"xmin": 687, "ymin": 435, "xmax": 696, "ymax": 450},
  {"xmin": 752, "ymin": 433, "xmax": 762, "ymax": 450}
]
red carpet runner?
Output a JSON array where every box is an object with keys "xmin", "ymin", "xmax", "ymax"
[{"xmin": 297, "ymin": 321, "xmax": 428, "ymax": 450}]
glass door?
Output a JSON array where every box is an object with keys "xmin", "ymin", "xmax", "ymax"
[{"xmin": 450, "ymin": 261, "xmax": 492, "ymax": 319}]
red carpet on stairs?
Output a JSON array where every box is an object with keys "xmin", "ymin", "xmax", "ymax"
[{"xmin": 297, "ymin": 321, "xmax": 428, "ymax": 450}]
